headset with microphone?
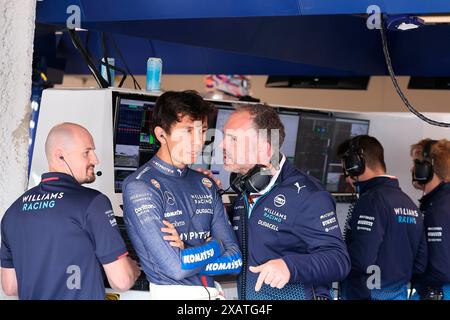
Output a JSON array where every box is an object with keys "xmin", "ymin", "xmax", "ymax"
[
  {"xmin": 59, "ymin": 156, "xmax": 102, "ymax": 178},
  {"xmin": 412, "ymin": 139, "xmax": 437, "ymax": 185},
  {"xmin": 159, "ymin": 133, "xmax": 178, "ymax": 169},
  {"xmin": 228, "ymin": 152, "xmax": 282, "ymax": 194},
  {"xmin": 229, "ymin": 165, "xmax": 272, "ymax": 194},
  {"xmin": 342, "ymin": 136, "xmax": 366, "ymax": 178}
]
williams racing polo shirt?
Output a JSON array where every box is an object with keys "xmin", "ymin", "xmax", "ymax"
[{"xmin": 0, "ymin": 172, "xmax": 127, "ymax": 300}]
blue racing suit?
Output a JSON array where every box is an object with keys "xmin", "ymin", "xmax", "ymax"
[
  {"xmin": 342, "ymin": 176, "xmax": 427, "ymax": 300},
  {"xmin": 231, "ymin": 157, "xmax": 350, "ymax": 300},
  {"xmin": 413, "ymin": 182, "xmax": 450, "ymax": 300},
  {"xmin": 122, "ymin": 156, "xmax": 242, "ymax": 288}
]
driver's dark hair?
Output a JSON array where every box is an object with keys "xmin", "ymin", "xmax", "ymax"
[{"xmin": 151, "ymin": 90, "xmax": 214, "ymax": 134}]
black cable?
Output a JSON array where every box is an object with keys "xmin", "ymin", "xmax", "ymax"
[
  {"xmin": 240, "ymin": 192, "xmax": 249, "ymax": 300},
  {"xmin": 110, "ymin": 34, "xmax": 142, "ymax": 90},
  {"xmin": 83, "ymin": 31, "xmax": 128, "ymax": 88},
  {"xmin": 161, "ymin": 136, "xmax": 177, "ymax": 170},
  {"xmin": 68, "ymin": 29, "xmax": 109, "ymax": 88},
  {"xmin": 61, "ymin": 157, "xmax": 76, "ymax": 180},
  {"xmin": 218, "ymin": 186, "xmax": 231, "ymax": 196},
  {"xmin": 95, "ymin": 57, "xmax": 128, "ymax": 87},
  {"xmin": 203, "ymin": 285, "xmax": 211, "ymax": 300},
  {"xmin": 380, "ymin": 15, "xmax": 450, "ymax": 128},
  {"xmin": 117, "ymin": 71, "xmax": 128, "ymax": 88},
  {"xmin": 85, "ymin": 30, "xmax": 91, "ymax": 57}
]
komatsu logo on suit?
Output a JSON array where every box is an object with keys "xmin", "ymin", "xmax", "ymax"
[
  {"xmin": 204, "ymin": 258, "xmax": 243, "ymax": 272},
  {"xmin": 183, "ymin": 248, "xmax": 215, "ymax": 264},
  {"xmin": 164, "ymin": 210, "xmax": 183, "ymax": 218}
]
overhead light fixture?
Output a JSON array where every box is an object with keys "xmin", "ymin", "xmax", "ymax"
[
  {"xmin": 396, "ymin": 22, "xmax": 420, "ymax": 31},
  {"xmin": 385, "ymin": 14, "xmax": 450, "ymax": 30},
  {"xmin": 385, "ymin": 15, "xmax": 424, "ymax": 31}
]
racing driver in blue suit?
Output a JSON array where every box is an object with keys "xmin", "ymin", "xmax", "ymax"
[{"xmin": 122, "ymin": 91, "xmax": 242, "ymax": 299}]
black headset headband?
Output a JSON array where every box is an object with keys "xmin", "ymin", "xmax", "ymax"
[{"xmin": 422, "ymin": 139, "xmax": 437, "ymax": 160}]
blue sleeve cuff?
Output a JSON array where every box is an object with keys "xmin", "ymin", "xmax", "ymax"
[
  {"xmin": 200, "ymin": 252, "xmax": 243, "ymax": 275},
  {"xmin": 98, "ymin": 247, "xmax": 128, "ymax": 265},
  {"xmin": 1, "ymin": 259, "xmax": 14, "ymax": 268},
  {"xmin": 282, "ymin": 255, "xmax": 301, "ymax": 283},
  {"xmin": 181, "ymin": 239, "xmax": 222, "ymax": 270}
]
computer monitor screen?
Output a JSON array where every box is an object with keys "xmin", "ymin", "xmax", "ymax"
[
  {"xmin": 294, "ymin": 114, "xmax": 369, "ymax": 193},
  {"xmin": 278, "ymin": 112, "xmax": 300, "ymax": 161},
  {"xmin": 294, "ymin": 114, "xmax": 335, "ymax": 184},
  {"xmin": 113, "ymin": 95, "xmax": 158, "ymax": 192}
]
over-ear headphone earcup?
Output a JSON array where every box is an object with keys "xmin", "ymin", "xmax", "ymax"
[
  {"xmin": 414, "ymin": 139, "xmax": 437, "ymax": 185},
  {"xmin": 413, "ymin": 160, "xmax": 434, "ymax": 185},
  {"xmin": 355, "ymin": 153, "xmax": 365, "ymax": 176},
  {"xmin": 243, "ymin": 165, "xmax": 272, "ymax": 194},
  {"xmin": 344, "ymin": 152, "xmax": 365, "ymax": 177},
  {"xmin": 342, "ymin": 136, "xmax": 366, "ymax": 178},
  {"xmin": 230, "ymin": 165, "xmax": 273, "ymax": 194},
  {"xmin": 244, "ymin": 173, "xmax": 271, "ymax": 194}
]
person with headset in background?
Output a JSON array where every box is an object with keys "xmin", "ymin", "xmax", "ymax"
[
  {"xmin": 121, "ymin": 91, "xmax": 242, "ymax": 300},
  {"xmin": 337, "ymin": 135, "xmax": 427, "ymax": 300},
  {"xmin": 0, "ymin": 122, "xmax": 141, "ymax": 299},
  {"xmin": 410, "ymin": 139, "xmax": 450, "ymax": 300},
  {"xmin": 220, "ymin": 104, "xmax": 350, "ymax": 300}
]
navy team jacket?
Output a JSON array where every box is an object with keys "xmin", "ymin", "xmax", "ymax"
[
  {"xmin": 415, "ymin": 182, "xmax": 450, "ymax": 290},
  {"xmin": 343, "ymin": 176, "xmax": 427, "ymax": 300},
  {"xmin": 231, "ymin": 159, "xmax": 350, "ymax": 300}
]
